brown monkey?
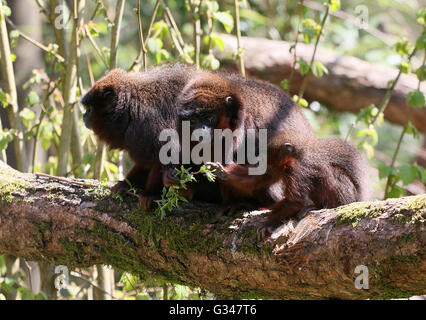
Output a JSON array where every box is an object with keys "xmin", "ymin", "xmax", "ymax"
[
  {"xmin": 165, "ymin": 71, "xmax": 369, "ymax": 235},
  {"xmin": 81, "ymin": 64, "xmax": 222, "ymax": 208},
  {"xmin": 164, "ymin": 70, "xmax": 315, "ymax": 209},
  {"xmin": 209, "ymin": 130, "xmax": 370, "ymax": 236}
]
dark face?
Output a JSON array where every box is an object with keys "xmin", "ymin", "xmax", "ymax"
[
  {"xmin": 179, "ymin": 95, "xmax": 240, "ymax": 139},
  {"xmin": 81, "ymin": 86, "xmax": 116, "ymax": 130}
]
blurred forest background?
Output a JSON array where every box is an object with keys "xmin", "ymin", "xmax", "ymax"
[{"xmin": 0, "ymin": 0, "xmax": 425, "ymax": 299}]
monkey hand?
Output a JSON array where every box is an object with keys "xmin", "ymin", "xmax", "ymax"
[
  {"xmin": 205, "ymin": 162, "xmax": 229, "ymax": 181},
  {"xmin": 138, "ymin": 194, "xmax": 157, "ymax": 211},
  {"xmin": 163, "ymin": 167, "xmax": 181, "ymax": 187},
  {"xmin": 111, "ymin": 180, "xmax": 131, "ymax": 195},
  {"xmin": 257, "ymin": 216, "xmax": 281, "ymax": 241}
]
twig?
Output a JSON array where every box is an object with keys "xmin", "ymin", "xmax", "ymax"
[
  {"xmin": 128, "ymin": 0, "xmax": 161, "ymax": 71},
  {"xmin": 136, "ymin": 0, "xmax": 148, "ymax": 71},
  {"xmin": 35, "ymin": 172, "xmax": 97, "ymax": 187},
  {"xmin": 234, "ymin": 0, "xmax": 245, "ymax": 76},
  {"xmin": 383, "ymin": 51, "xmax": 425, "ymax": 198},
  {"xmin": 5, "ymin": 17, "xmax": 65, "ymax": 63},
  {"xmin": 83, "ymin": 24, "xmax": 109, "ymax": 69},
  {"xmin": 190, "ymin": 0, "xmax": 202, "ymax": 69},
  {"xmin": 287, "ymin": 0, "xmax": 304, "ymax": 93},
  {"xmin": 297, "ymin": 3, "xmax": 329, "ymax": 103},
  {"xmin": 0, "ymin": 10, "xmax": 28, "ymax": 171}
]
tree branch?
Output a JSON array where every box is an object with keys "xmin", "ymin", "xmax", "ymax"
[{"xmin": 0, "ymin": 161, "xmax": 424, "ymax": 299}]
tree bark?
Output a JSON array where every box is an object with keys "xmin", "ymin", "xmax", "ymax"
[
  {"xmin": 217, "ymin": 34, "xmax": 426, "ymax": 134},
  {"xmin": 0, "ymin": 161, "xmax": 424, "ymax": 299}
]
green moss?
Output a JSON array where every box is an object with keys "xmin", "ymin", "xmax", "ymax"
[
  {"xmin": 334, "ymin": 202, "xmax": 382, "ymax": 227},
  {"xmin": 335, "ymin": 194, "xmax": 426, "ymax": 227},
  {"xmin": 368, "ymin": 253, "xmax": 423, "ymax": 299},
  {"xmin": 0, "ymin": 170, "xmax": 30, "ymax": 203}
]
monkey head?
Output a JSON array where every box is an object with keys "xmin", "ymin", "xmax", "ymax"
[
  {"xmin": 178, "ymin": 73, "xmax": 245, "ymax": 139},
  {"xmin": 81, "ymin": 68, "xmax": 129, "ymax": 149}
]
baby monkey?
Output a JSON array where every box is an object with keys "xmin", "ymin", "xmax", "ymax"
[{"xmin": 210, "ymin": 130, "xmax": 370, "ymax": 237}]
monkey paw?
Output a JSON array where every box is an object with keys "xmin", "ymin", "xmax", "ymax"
[
  {"xmin": 257, "ymin": 218, "xmax": 280, "ymax": 241},
  {"xmin": 205, "ymin": 162, "xmax": 229, "ymax": 180},
  {"xmin": 111, "ymin": 180, "xmax": 130, "ymax": 195},
  {"xmin": 138, "ymin": 194, "xmax": 157, "ymax": 211}
]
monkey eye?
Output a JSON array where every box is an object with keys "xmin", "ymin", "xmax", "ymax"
[
  {"xmin": 225, "ymin": 96, "xmax": 233, "ymax": 104},
  {"xmin": 102, "ymin": 88, "xmax": 114, "ymax": 99}
]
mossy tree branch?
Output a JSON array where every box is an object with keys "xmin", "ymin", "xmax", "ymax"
[{"xmin": 0, "ymin": 161, "xmax": 424, "ymax": 299}]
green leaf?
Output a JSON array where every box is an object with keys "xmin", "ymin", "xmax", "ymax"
[
  {"xmin": 302, "ymin": 19, "xmax": 320, "ymax": 43},
  {"xmin": 155, "ymin": 48, "xmax": 170, "ymax": 64},
  {"xmin": 415, "ymin": 65, "xmax": 426, "ymax": 81},
  {"xmin": 387, "ymin": 184, "xmax": 404, "ymax": 198},
  {"xmin": 292, "ymin": 95, "xmax": 308, "ymax": 108},
  {"xmin": 0, "ymin": 130, "xmax": 14, "ymax": 150},
  {"xmin": 415, "ymin": 33, "xmax": 426, "ymax": 50},
  {"xmin": 153, "ymin": 20, "xmax": 169, "ymax": 39},
  {"xmin": 213, "ymin": 11, "xmax": 234, "ymax": 33},
  {"xmin": 358, "ymin": 141, "xmax": 374, "ymax": 159},
  {"xmin": 280, "ymin": 79, "xmax": 289, "ymax": 90},
  {"xmin": 416, "ymin": 8, "xmax": 426, "ymax": 25},
  {"xmin": 201, "ymin": 54, "xmax": 220, "ymax": 70},
  {"xmin": 0, "ymin": 3, "xmax": 11, "ymax": 17},
  {"xmin": 204, "ymin": 35, "xmax": 225, "ymax": 51},
  {"xmin": 406, "ymin": 90, "xmax": 425, "ymax": 108},
  {"xmin": 400, "ymin": 61, "xmax": 411, "ymax": 74},
  {"xmin": 34, "ymin": 292, "xmax": 47, "ymax": 300},
  {"xmin": 9, "ymin": 30, "xmax": 19, "ymax": 48},
  {"xmin": 356, "ymin": 127, "xmax": 378, "ymax": 146},
  {"xmin": 416, "ymin": 165, "xmax": 426, "ymax": 183},
  {"xmin": 297, "ymin": 58, "xmax": 310, "ymax": 75},
  {"xmin": 395, "ymin": 38, "xmax": 414, "ymax": 56},
  {"xmin": 205, "ymin": 1, "xmax": 219, "ymax": 13},
  {"xmin": 19, "ymin": 108, "xmax": 35, "ymax": 128},
  {"xmin": 147, "ymin": 38, "xmax": 163, "ymax": 54},
  {"xmin": 0, "ymin": 88, "xmax": 8, "ymax": 108},
  {"xmin": 398, "ymin": 165, "xmax": 417, "ymax": 185},
  {"xmin": 26, "ymin": 91, "xmax": 40, "ymax": 107},
  {"xmin": 405, "ymin": 123, "xmax": 419, "ymax": 139},
  {"xmin": 329, "ymin": 0, "xmax": 341, "ymax": 13},
  {"xmin": 378, "ymin": 163, "xmax": 392, "ymax": 180},
  {"xmin": 311, "ymin": 61, "xmax": 328, "ymax": 77}
]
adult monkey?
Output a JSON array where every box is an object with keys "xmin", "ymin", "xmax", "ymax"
[{"xmin": 81, "ymin": 64, "xmax": 221, "ymax": 209}]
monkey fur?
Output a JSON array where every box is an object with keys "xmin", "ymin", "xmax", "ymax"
[
  {"xmin": 164, "ymin": 70, "xmax": 370, "ymax": 235},
  {"xmin": 81, "ymin": 63, "xmax": 222, "ymax": 208},
  {"xmin": 209, "ymin": 130, "xmax": 370, "ymax": 236},
  {"xmin": 164, "ymin": 70, "xmax": 315, "ymax": 208}
]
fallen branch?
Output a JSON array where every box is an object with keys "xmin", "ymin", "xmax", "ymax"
[{"xmin": 0, "ymin": 161, "xmax": 425, "ymax": 299}]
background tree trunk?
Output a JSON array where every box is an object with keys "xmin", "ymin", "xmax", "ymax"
[{"xmin": 0, "ymin": 161, "xmax": 424, "ymax": 299}]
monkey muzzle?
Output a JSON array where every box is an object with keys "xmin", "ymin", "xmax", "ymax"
[
  {"xmin": 81, "ymin": 94, "xmax": 93, "ymax": 129},
  {"xmin": 82, "ymin": 107, "xmax": 93, "ymax": 129}
]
